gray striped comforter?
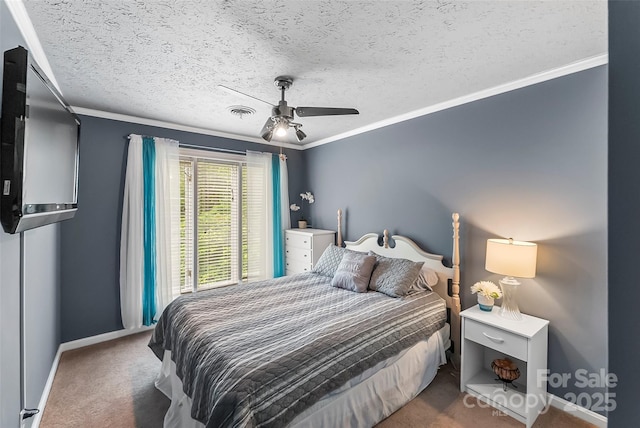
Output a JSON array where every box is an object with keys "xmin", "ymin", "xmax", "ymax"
[{"xmin": 149, "ymin": 272, "xmax": 446, "ymax": 428}]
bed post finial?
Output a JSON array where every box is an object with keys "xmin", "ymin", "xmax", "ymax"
[
  {"xmin": 451, "ymin": 212, "xmax": 461, "ymax": 361},
  {"xmin": 383, "ymin": 229, "xmax": 389, "ymax": 248},
  {"xmin": 337, "ymin": 209, "xmax": 343, "ymax": 247}
]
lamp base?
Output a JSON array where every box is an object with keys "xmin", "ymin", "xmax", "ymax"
[{"xmin": 499, "ymin": 277, "xmax": 523, "ymax": 321}]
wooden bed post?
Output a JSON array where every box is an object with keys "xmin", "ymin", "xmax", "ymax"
[
  {"xmin": 337, "ymin": 209, "xmax": 343, "ymax": 247},
  {"xmin": 451, "ymin": 213, "xmax": 461, "ymax": 362}
]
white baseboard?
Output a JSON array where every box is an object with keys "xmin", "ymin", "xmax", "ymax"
[
  {"xmin": 548, "ymin": 393, "xmax": 608, "ymax": 428},
  {"xmin": 31, "ymin": 326, "xmax": 155, "ymax": 428},
  {"xmin": 58, "ymin": 325, "xmax": 155, "ymax": 353},
  {"xmin": 29, "ymin": 347, "xmax": 62, "ymax": 428}
]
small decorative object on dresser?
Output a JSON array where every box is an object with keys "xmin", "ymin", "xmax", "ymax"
[
  {"xmin": 470, "ymin": 281, "xmax": 502, "ymax": 312},
  {"xmin": 285, "ymin": 228, "xmax": 335, "ymax": 275},
  {"xmin": 290, "ymin": 191, "xmax": 315, "ymax": 229}
]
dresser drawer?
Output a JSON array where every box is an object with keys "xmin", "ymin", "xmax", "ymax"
[
  {"xmin": 464, "ymin": 318, "xmax": 528, "ymax": 361},
  {"xmin": 285, "ymin": 233, "xmax": 312, "ymax": 250},
  {"xmin": 285, "ymin": 247, "xmax": 312, "ymax": 263},
  {"xmin": 285, "ymin": 258, "xmax": 313, "ymax": 274}
]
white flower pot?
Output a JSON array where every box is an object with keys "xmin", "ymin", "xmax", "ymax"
[
  {"xmin": 477, "ymin": 294, "xmax": 495, "ymax": 312},
  {"xmin": 298, "ymin": 220, "xmax": 307, "ymax": 229}
]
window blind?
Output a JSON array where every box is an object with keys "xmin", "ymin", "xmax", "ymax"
[
  {"xmin": 180, "ymin": 152, "xmax": 247, "ymax": 292},
  {"xmin": 196, "ymin": 160, "xmax": 240, "ymax": 289}
]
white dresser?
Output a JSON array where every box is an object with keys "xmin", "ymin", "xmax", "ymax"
[{"xmin": 285, "ymin": 229, "xmax": 336, "ymax": 275}]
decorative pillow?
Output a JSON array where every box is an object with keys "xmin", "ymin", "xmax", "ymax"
[
  {"xmin": 312, "ymin": 245, "xmax": 347, "ymax": 277},
  {"xmin": 368, "ymin": 253, "xmax": 424, "ymax": 297},
  {"xmin": 331, "ymin": 252, "xmax": 377, "ymax": 293}
]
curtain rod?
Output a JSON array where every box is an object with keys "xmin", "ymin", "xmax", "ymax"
[
  {"xmin": 179, "ymin": 143, "xmax": 246, "ymax": 155},
  {"xmin": 124, "ymin": 135, "xmax": 247, "ymax": 156}
]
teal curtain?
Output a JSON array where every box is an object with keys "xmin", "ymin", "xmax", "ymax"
[
  {"xmin": 142, "ymin": 137, "xmax": 157, "ymax": 325},
  {"xmin": 272, "ymin": 155, "xmax": 285, "ymax": 277}
]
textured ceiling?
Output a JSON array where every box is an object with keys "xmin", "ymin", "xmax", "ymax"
[{"xmin": 22, "ymin": 0, "xmax": 607, "ymax": 146}]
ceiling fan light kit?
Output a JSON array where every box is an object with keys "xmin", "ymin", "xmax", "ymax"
[
  {"xmin": 274, "ymin": 117, "xmax": 289, "ymax": 137},
  {"xmin": 261, "ymin": 127, "xmax": 273, "ymax": 142},
  {"xmin": 220, "ymin": 76, "xmax": 359, "ymax": 143},
  {"xmin": 294, "ymin": 127, "xmax": 307, "ymax": 142}
]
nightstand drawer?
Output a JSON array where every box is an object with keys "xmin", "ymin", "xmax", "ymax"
[
  {"xmin": 285, "ymin": 233, "xmax": 312, "ymax": 250},
  {"xmin": 285, "ymin": 248, "xmax": 312, "ymax": 263},
  {"xmin": 465, "ymin": 318, "xmax": 528, "ymax": 361}
]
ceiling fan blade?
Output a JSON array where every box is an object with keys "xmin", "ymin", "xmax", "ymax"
[
  {"xmin": 218, "ymin": 85, "xmax": 274, "ymax": 107},
  {"xmin": 295, "ymin": 107, "xmax": 359, "ymax": 117}
]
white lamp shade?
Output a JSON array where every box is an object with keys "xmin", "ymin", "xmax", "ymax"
[{"xmin": 485, "ymin": 238, "xmax": 537, "ymax": 278}]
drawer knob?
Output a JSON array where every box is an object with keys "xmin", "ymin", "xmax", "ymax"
[{"xmin": 482, "ymin": 332, "xmax": 505, "ymax": 343}]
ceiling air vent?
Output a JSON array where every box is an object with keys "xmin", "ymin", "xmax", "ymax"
[{"xmin": 227, "ymin": 105, "xmax": 256, "ymax": 119}]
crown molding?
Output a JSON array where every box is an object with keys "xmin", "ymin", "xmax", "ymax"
[
  {"xmin": 302, "ymin": 54, "xmax": 609, "ymax": 150},
  {"xmin": 72, "ymin": 107, "xmax": 303, "ymax": 150},
  {"xmin": 6, "ymin": 0, "xmax": 606, "ymax": 152},
  {"xmin": 4, "ymin": 0, "xmax": 296, "ymax": 150},
  {"xmin": 4, "ymin": 0, "xmax": 61, "ymax": 91}
]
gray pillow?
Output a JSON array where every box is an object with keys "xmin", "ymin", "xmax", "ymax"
[
  {"xmin": 331, "ymin": 252, "xmax": 377, "ymax": 293},
  {"xmin": 312, "ymin": 245, "xmax": 347, "ymax": 277},
  {"xmin": 408, "ymin": 273, "xmax": 433, "ymax": 294},
  {"xmin": 369, "ymin": 253, "xmax": 424, "ymax": 297}
]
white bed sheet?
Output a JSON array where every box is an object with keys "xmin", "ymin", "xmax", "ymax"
[{"xmin": 155, "ymin": 323, "xmax": 449, "ymax": 428}]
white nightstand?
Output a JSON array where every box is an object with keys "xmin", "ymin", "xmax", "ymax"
[
  {"xmin": 460, "ymin": 305, "xmax": 549, "ymax": 428},
  {"xmin": 285, "ymin": 229, "xmax": 335, "ymax": 275}
]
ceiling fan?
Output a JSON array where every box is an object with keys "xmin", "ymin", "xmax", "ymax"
[{"xmin": 219, "ymin": 76, "xmax": 359, "ymax": 143}]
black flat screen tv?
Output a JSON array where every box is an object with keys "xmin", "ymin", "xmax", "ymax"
[{"xmin": 1, "ymin": 46, "xmax": 80, "ymax": 234}]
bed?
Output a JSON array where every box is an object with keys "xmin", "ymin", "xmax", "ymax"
[{"xmin": 149, "ymin": 212, "xmax": 461, "ymax": 428}]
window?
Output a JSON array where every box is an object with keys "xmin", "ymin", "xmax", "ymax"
[{"xmin": 179, "ymin": 149, "xmax": 248, "ymax": 292}]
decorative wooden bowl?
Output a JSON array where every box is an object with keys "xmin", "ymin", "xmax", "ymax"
[{"xmin": 492, "ymin": 358, "xmax": 520, "ymax": 390}]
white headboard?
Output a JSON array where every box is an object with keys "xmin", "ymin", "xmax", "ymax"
[{"xmin": 340, "ymin": 212, "xmax": 461, "ymax": 358}]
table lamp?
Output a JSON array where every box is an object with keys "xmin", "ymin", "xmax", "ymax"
[{"xmin": 485, "ymin": 238, "xmax": 538, "ymax": 321}]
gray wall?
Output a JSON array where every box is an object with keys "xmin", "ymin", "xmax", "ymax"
[
  {"xmin": 1, "ymin": 2, "xmax": 62, "ymax": 426},
  {"xmin": 60, "ymin": 116, "xmax": 307, "ymax": 342},
  {"xmin": 306, "ymin": 66, "xmax": 608, "ymax": 404},
  {"xmin": 608, "ymin": 1, "xmax": 640, "ymax": 425}
]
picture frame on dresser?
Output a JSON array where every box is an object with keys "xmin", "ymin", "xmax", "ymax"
[{"xmin": 285, "ymin": 228, "xmax": 336, "ymax": 275}]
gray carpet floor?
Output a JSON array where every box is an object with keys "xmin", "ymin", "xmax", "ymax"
[{"xmin": 40, "ymin": 331, "xmax": 595, "ymax": 428}]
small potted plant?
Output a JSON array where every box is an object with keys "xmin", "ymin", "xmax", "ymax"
[
  {"xmin": 290, "ymin": 191, "xmax": 314, "ymax": 228},
  {"xmin": 471, "ymin": 281, "xmax": 502, "ymax": 312}
]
